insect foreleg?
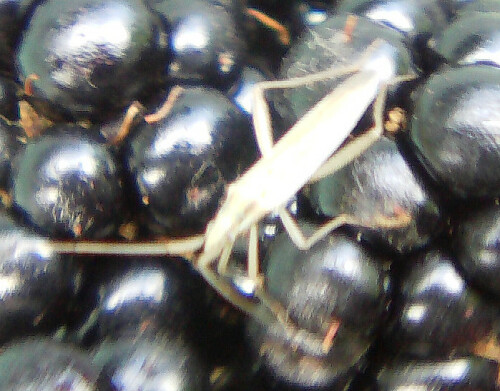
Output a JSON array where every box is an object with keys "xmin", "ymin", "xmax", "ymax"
[
  {"xmin": 252, "ymin": 85, "xmax": 275, "ymax": 156},
  {"xmin": 250, "ymin": 40, "xmax": 388, "ymax": 156},
  {"xmin": 274, "ymin": 83, "xmax": 410, "ymax": 251},
  {"xmin": 251, "ymin": 63, "xmax": 363, "ymax": 156}
]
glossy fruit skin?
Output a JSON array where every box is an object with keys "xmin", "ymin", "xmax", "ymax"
[
  {"xmin": 0, "ymin": 338, "xmax": 112, "ymax": 390},
  {"xmin": 127, "ymin": 86, "xmax": 256, "ymax": 235},
  {"xmin": 430, "ymin": 12, "xmax": 500, "ymax": 68},
  {"xmin": 16, "ymin": 0, "xmax": 169, "ymax": 122},
  {"xmin": 5, "ymin": 4, "xmax": 500, "ymax": 391},
  {"xmin": 306, "ymin": 136, "xmax": 442, "ymax": 253},
  {"xmin": 274, "ymin": 14, "xmax": 416, "ymax": 130},
  {"xmin": 0, "ymin": 76, "xmax": 20, "ymax": 120},
  {"xmin": 146, "ymin": 0, "xmax": 245, "ymax": 88},
  {"xmin": 247, "ymin": 230, "xmax": 390, "ymax": 388},
  {"xmin": 0, "ymin": 0, "xmax": 40, "ymax": 74},
  {"xmin": 459, "ymin": 0, "xmax": 500, "ymax": 14},
  {"xmin": 0, "ymin": 212, "xmax": 75, "ymax": 339},
  {"xmin": 336, "ymin": 0, "xmax": 449, "ymax": 69},
  {"xmin": 377, "ymin": 356, "xmax": 499, "ymax": 391},
  {"xmin": 267, "ymin": 229, "xmax": 389, "ymax": 335},
  {"xmin": 0, "ymin": 118, "xmax": 24, "ymax": 190},
  {"xmin": 388, "ymin": 249, "xmax": 497, "ymax": 358},
  {"xmin": 12, "ymin": 125, "xmax": 124, "ymax": 238},
  {"xmin": 77, "ymin": 258, "xmax": 205, "ymax": 343},
  {"xmin": 91, "ymin": 335, "xmax": 210, "ymax": 391},
  {"xmin": 453, "ymin": 203, "xmax": 500, "ymax": 298},
  {"xmin": 409, "ymin": 65, "xmax": 500, "ymax": 199},
  {"xmin": 0, "ymin": 210, "xmax": 78, "ymax": 344}
]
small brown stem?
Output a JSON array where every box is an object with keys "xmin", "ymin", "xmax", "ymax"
[
  {"xmin": 24, "ymin": 74, "xmax": 39, "ymax": 96},
  {"xmin": 144, "ymin": 86, "xmax": 184, "ymax": 124},
  {"xmin": 109, "ymin": 101, "xmax": 144, "ymax": 145},
  {"xmin": 322, "ymin": 318, "xmax": 341, "ymax": 353},
  {"xmin": 19, "ymin": 101, "xmax": 53, "ymax": 138},
  {"xmin": 343, "ymin": 15, "xmax": 358, "ymax": 42},
  {"xmin": 246, "ymin": 8, "xmax": 291, "ymax": 46}
]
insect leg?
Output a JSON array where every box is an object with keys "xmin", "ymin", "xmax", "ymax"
[
  {"xmin": 279, "ymin": 208, "xmax": 411, "ymax": 250},
  {"xmin": 251, "ymin": 64, "xmax": 362, "ymax": 155},
  {"xmin": 251, "ymin": 39, "xmax": 390, "ymax": 157},
  {"xmin": 309, "ymin": 83, "xmax": 388, "ymax": 182},
  {"xmin": 216, "ymin": 241, "xmax": 234, "ymax": 275},
  {"xmin": 213, "ymin": 225, "xmax": 263, "ymax": 290},
  {"xmin": 49, "ymin": 235, "xmax": 206, "ymax": 256},
  {"xmin": 309, "ymin": 72, "xmax": 417, "ymax": 182},
  {"xmin": 279, "ymin": 208, "xmax": 362, "ymax": 250},
  {"xmin": 274, "ymin": 82, "xmax": 398, "ymax": 250},
  {"xmin": 279, "ymin": 205, "xmax": 411, "ymax": 251},
  {"xmin": 247, "ymin": 223, "xmax": 263, "ymax": 286}
]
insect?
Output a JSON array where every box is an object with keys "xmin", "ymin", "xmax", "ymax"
[{"xmin": 47, "ymin": 37, "xmax": 414, "ymax": 349}]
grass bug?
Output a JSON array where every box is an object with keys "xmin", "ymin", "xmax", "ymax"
[{"xmin": 46, "ymin": 36, "xmax": 415, "ymax": 350}]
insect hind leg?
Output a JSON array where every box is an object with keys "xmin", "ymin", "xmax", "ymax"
[
  {"xmin": 274, "ymin": 82, "xmax": 392, "ymax": 249},
  {"xmin": 279, "ymin": 206, "xmax": 411, "ymax": 251}
]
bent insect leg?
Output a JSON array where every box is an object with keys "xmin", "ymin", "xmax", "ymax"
[
  {"xmin": 269, "ymin": 73, "xmax": 415, "ymax": 250},
  {"xmin": 250, "ymin": 39, "xmax": 388, "ymax": 156},
  {"xmin": 202, "ymin": 224, "xmax": 263, "ymax": 294},
  {"xmin": 309, "ymin": 83, "xmax": 389, "ymax": 183},
  {"xmin": 251, "ymin": 65, "xmax": 359, "ymax": 155},
  {"xmin": 278, "ymin": 207, "xmax": 411, "ymax": 252},
  {"xmin": 275, "ymin": 82, "xmax": 411, "ymax": 251},
  {"xmin": 48, "ymin": 235, "xmax": 279, "ymax": 325},
  {"xmin": 192, "ymin": 232, "xmax": 334, "ymax": 353},
  {"xmin": 246, "ymin": 41, "xmax": 390, "ymax": 265},
  {"xmin": 310, "ymin": 74, "xmax": 416, "ymax": 182}
]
